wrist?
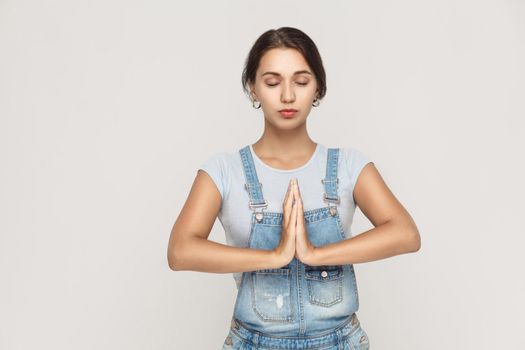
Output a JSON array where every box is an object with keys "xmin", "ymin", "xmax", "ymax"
[
  {"xmin": 303, "ymin": 245, "xmax": 319, "ymax": 266},
  {"xmin": 271, "ymin": 249, "xmax": 290, "ymax": 268}
]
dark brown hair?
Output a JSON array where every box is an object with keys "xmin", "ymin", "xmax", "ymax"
[{"xmin": 241, "ymin": 27, "xmax": 327, "ymax": 101}]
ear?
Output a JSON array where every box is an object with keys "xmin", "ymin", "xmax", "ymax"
[{"xmin": 248, "ymin": 83, "xmax": 257, "ymax": 99}]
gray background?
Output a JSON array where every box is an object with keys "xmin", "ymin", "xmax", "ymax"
[{"xmin": 1, "ymin": 0, "xmax": 524, "ymax": 349}]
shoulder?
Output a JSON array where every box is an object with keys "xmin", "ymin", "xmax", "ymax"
[
  {"xmin": 200, "ymin": 151, "xmax": 231, "ymax": 167},
  {"xmin": 199, "ymin": 147, "xmax": 242, "ymax": 169},
  {"xmin": 340, "ymin": 146, "xmax": 369, "ymax": 164},
  {"xmin": 197, "ymin": 148, "xmax": 240, "ymax": 200},
  {"xmin": 338, "ymin": 146, "xmax": 374, "ymax": 188}
]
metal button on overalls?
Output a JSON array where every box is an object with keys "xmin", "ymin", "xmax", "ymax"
[{"xmin": 321, "ymin": 270, "xmax": 328, "ymax": 278}]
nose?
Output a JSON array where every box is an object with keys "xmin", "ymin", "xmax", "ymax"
[{"xmin": 280, "ymin": 81, "xmax": 295, "ymax": 103}]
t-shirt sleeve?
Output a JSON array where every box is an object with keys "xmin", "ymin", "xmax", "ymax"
[
  {"xmin": 198, "ymin": 152, "xmax": 229, "ymax": 201},
  {"xmin": 344, "ymin": 147, "xmax": 373, "ymax": 198}
]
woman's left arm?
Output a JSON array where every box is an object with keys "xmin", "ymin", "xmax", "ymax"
[{"xmin": 305, "ymin": 162, "xmax": 421, "ymax": 266}]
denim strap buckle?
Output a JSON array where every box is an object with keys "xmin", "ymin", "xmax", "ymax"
[
  {"xmin": 321, "ymin": 178, "xmax": 339, "ymax": 184},
  {"xmin": 248, "ymin": 199, "xmax": 268, "ymax": 210},
  {"xmin": 323, "ymin": 193, "xmax": 340, "ymax": 204}
]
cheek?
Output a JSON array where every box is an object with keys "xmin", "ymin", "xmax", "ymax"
[
  {"xmin": 304, "ymin": 85, "xmax": 318, "ymax": 96},
  {"xmin": 259, "ymin": 90, "xmax": 281, "ymax": 103}
]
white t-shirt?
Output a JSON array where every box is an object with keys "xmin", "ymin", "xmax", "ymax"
[{"xmin": 198, "ymin": 143, "xmax": 372, "ymax": 289}]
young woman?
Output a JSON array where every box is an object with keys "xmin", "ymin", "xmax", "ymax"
[{"xmin": 167, "ymin": 27, "xmax": 421, "ymax": 350}]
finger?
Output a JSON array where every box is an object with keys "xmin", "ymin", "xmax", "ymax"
[
  {"xmin": 296, "ymin": 183, "xmax": 302, "ymax": 209},
  {"xmin": 290, "ymin": 190, "xmax": 298, "ymax": 230},
  {"xmin": 292, "ymin": 178, "xmax": 299, "ymax": 209},
  {"xmin": 289, "ymin": 179, "xmax": 298, "ymax": 228},
  {"xmin": 296, "ymin": 191, "xmax": 305, "ymax": 229},
  {"xmin": 283, "ymin": 180, "xmax": 294, "ymax": 226},
  {"xmin": 296, "ymin": 179, "xmax": 303, "ymax": 211},
  {"xmin": 283, "ymin": 180, "xmax": 292, "ymax": 225},
  {"xmin": 293, "ymin": 179, "xmax": 303, "ymax": 226},
  {"xmin": 284, "ymin": 180, "xmax": 292, "ymax": 208}
]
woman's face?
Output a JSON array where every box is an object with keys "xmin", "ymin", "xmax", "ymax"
[{"xmin": 250, "ymin": 48, "xmax": 319, "ymax": 129}]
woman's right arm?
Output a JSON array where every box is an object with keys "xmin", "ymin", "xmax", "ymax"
[{"xmin": 167, "ymin": 170, "xmax": 295, "ymax": 273}]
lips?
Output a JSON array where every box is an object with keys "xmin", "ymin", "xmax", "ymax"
[{"xmin": 279, "ymin": 108, "xmax": 298, "ymax": 118}]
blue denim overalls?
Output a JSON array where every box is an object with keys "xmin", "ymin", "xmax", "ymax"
[{"xmin": 222, "ymin": 145, "xmax": 370, "ymax": 350}]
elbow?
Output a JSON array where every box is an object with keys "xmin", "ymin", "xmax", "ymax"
[
  {"xmin": 395, "ymin": 217, "xmax": 421, "ymax": 253},
  {"xmin": 168, "ymin": 252, "xmax": 184, "ymax": 271},
  {"xmin": 167, "ymin": 243, "xmax": 185, "ymax": 271},
  {"xmin": 168, "ymin": 235, "xmax": 203, "ymax": 271},
  {"xmin": 406, "ymin": 228, "xmax": 421, "ymax": 253},
  {"xmin": 168, "ymin": 255, "xmax": 178, "ymax": 271},
  {"xmin": 167, "ymin": 251, "xmax": 179, "ymax": 271}
]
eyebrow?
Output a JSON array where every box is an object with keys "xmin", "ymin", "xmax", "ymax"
[{"xmin": 261, "ymin": 70, "xmax": 313, "ymax": 77}]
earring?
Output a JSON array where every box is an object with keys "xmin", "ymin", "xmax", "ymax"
[
  {"xmin": 252, "ymin": 99, "xmax": 261, "ymax": 109},
  {"xmin": 312, "ymin": 97, "xmax": 320, "ymax": 107}
]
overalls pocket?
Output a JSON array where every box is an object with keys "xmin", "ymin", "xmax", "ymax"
[
  {"xmin": 305, "ymin": 265, "xmax": 343, "ymax": 307},
  {"xmin": 251, "ymin": 267, "xmax": 293, "ymax": 322}
]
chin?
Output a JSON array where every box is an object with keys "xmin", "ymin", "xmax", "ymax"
[{"xmin": 275, "ymin": 117, "xmax": 305, "ymax": 128}]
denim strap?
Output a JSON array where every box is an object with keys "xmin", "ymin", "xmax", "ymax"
[
  {"xmin": 239, "ymin": 146, "xmax": 267, "ymax": 212},
  {"xmin": 322, "ymin": 148, "xmax": 340, "ymax": 205}
]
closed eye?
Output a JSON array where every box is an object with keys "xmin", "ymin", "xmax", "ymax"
[{"xmin": 266, "ymin": 82, "xmax": 309, "ymax": 87}]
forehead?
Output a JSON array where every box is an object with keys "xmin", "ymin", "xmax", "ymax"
[{"xmin": 257, "ymin": 48, "xmax": 311, "ymax": 75}]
